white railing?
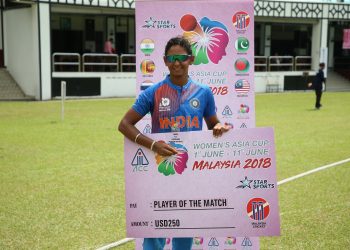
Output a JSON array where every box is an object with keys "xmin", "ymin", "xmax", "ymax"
[
  {"xmin": 120, "ymin": 54, "xmax": 136, "ymax": 72},
  {"xmin": 254, "ymin": 56, "xmax": 311, "ymax": 72},
  {"xmin": 52, "ymin": 53, "xmax": 312, "ymax": 72},
  {"xmin": 82, "ymin": 53, "xmax": 119, "ymax": 72},
  {"xmin": 295, "ymin": 56, "xmax": 312, "ymax": 71},
  {"xmin": 268, "ymin": 56, "xmax": 294, "ymax": 71},
  {"xmin": 254, "ymin": 56, "xmax": 268, "ymax": 72},
  {"xmin": 52, "ymin": 53, "xmax": 81, "ymax": 72}
]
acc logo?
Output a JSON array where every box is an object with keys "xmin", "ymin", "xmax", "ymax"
[
  {"xmin": 143, "ymin": 124, "xmax": 152, "ymax": 134},
  {"xmin": 140, "ymin": 59, "xmax": 155, "ymax": 75},
  {"xmin": 140, "ymin": 38, "xmax": 155, "ymax": 55},
  {"xmin": 222, "ymin": 105, "xmax": 233, "ymax": 117},
  {"xmin": 235, "ymin": 37, "xmax": 249, "ymax": 53},
  {"xmin": 247, "ymin": 197, "xmax": 270, "ymax": 221},
  {"xmin": 208, "ymin": 237, "xmax": 219, "ymax": 247},
  {"xmin": 156, "ymin": 141, "xmax": 188, "ymax": 176},
  {"xmin": 190, "ymin": 98, "xmax": 200, "ymax": 109},
  {"xmin": 131, "ymin": 148, "xmax": 149, "ymax": 172},
  {"xmin": 240, "ymin": 123, "xmax": 248, "ymax": 128},
  {"xmin": 241, "ymin": 237, "xmax": 253, "ymax": 247},
  {"xmin": 235, "ymin": 58, "xmax": 250, "ymax": 73},
  {"xmin": 232, "ymin": 11, "xmax": 251, "ymax": 30}
]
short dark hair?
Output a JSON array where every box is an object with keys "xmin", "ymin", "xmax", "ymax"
[
  {"xmin": 319, "ymin": 62, "xmax": 325, "ymax": 67},
  {"xmin": 164, "ymin": 36, "xmax": 192, "ymax": 56}
]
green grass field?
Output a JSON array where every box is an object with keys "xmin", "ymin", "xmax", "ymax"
[{"xmin": 0, "ymin": 92, "xmax": 349, "ymax": 250}]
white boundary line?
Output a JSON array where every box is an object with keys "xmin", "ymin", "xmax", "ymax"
[
  {"xmin": 96, "ymin": 157, "xmax": 350, "ymax": 250},
  {"xmin": 96, "ymin": 238, "xmax": 135, "ymax": 250},
  {"xmin": 277, "ymin": 158, "xmax": 350, "ymax": 186}
]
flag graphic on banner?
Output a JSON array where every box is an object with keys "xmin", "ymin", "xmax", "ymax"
[
  {"xmin": 140, "ymin": 60, "xmax": 155, "ymax": 74},
  {"xmin": 140, "ymin": 38, "xmax": 155, "ymax": 55},
  {"xmin": 235, "ymin": 58, "xmax": 250, "ymax": 73},
  {"xmin": 235, "ymin": 79, "xmax": 250, "ymax": 94}
]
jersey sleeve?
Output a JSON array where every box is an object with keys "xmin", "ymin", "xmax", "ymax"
[
  {"xmin": 132, "ymin": 87, "xmax": 155, "ymax": 117},
  {"xmin": 203, "ymin": 87, "xmax": 216, "ymax": 118}
]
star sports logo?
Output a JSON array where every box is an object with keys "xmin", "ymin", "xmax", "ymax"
[
  {"xmin": 142, "ymin": 17, "xmax": 176, "ymax": 29},
  {"xmin": 156, "ymin": 141, "xmax": 188, "ymax": 176},
  {"xmin": 236, "ymin": 176, "xmax": 253, "ymax": 188},
  {"xmin": 180, "ymin": 14, "xmax": 229, "ymax": 65}
]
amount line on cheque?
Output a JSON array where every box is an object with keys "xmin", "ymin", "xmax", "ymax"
[
  {"xmin": 153, "ymin": 208, "xmax": 235, "ymax": 212},
  {"xmin": 155, "ymin": 226, "xmax": 236, "ymax": 230}
]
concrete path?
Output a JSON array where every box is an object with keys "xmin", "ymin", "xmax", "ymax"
[{"xmin": 326, "ymin": 71, "xmax": 350, "ymax": 92}]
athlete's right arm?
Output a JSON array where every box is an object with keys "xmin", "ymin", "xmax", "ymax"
[{"xmin": 118, "ymin": 109, "xmax": 178, "ymax": 157}]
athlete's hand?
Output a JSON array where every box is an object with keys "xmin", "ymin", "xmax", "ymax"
[
  {"xmin": 213, "ymin": 123, "xmax": 231, "ymax": 138},
  {"xmin": 152, "ymin": 141, "xmax": 178, "ymax": 156}
]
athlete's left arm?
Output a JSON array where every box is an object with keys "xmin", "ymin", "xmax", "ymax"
[{"xmin": 205, "ymin": 115, "xmax": 230, "ymax": 138}]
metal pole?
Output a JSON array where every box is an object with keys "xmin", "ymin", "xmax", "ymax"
[{"xmin": 61, "ymin": 81, "xmax": 66, "ymax": 121}]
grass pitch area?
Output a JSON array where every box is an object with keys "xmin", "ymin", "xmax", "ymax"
[{"xmin": 0, "ymin": 92, "xmax": 349, "ymax": 249}]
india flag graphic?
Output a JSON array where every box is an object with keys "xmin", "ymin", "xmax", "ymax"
[{"xmin": 140, "ymin": 38, "xmax": 155, "ymax": 55}]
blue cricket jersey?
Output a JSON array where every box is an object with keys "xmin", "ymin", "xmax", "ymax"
[{"xmin": 133, "ymin": 75, "xmax": 216, "ymax": 133}]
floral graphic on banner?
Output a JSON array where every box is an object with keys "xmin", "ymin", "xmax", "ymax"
[
  {"xmin": 155, "ymin": 141, "xmax": 188, "ymax": 176},
  {"xmin": 180, "ymin": 14, "xmax": 229, "ymax": 65}
]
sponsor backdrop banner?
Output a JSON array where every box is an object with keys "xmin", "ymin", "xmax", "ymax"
[
  {"xmin": 124, "ymin": 127, "xmax": 281, "ymax": 238},
  {"xmin": 136, "ymin": 236, "xmax": 259, "ymax": 250},
  {"xmin": 130, "ymin": 0, "xmax": 268, "ymax": 248},
  {"xmin": 135, "ymin": 0, "xmax": 255, "ymax": 133}
]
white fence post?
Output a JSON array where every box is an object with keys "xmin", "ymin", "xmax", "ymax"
[{"xmin": 61, "ymin": 81, "xmax": 66, "ymax": 121}]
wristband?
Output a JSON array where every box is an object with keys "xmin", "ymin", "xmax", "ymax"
[
  {"xmin": 150, "ymin": 140, "xmax": 156, "ymax": 151},
  {"xmin": 134, "ymin": 133, "xmax": 141, "ymax": 143}
]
